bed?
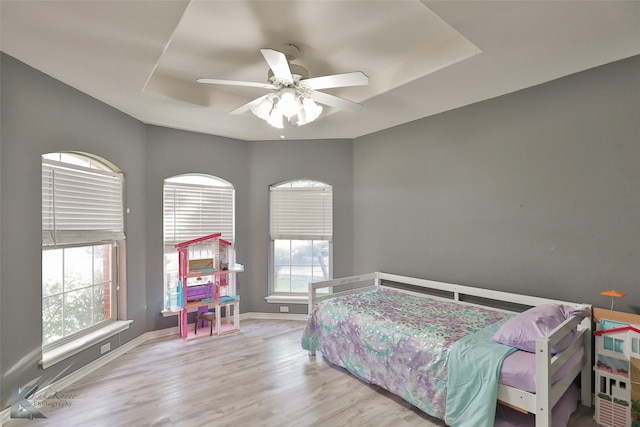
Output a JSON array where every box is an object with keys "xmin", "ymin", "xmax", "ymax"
[{"xmin": 302, "ymin": 272, "xmax": 592, "ymax": 427}]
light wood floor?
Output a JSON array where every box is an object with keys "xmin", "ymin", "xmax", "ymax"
[{"xmin": 5, "ymin": 320, "xmax": 598, "ymax": 427}]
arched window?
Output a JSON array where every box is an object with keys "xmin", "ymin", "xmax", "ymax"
[
  {"xmin": 163, "ymin": 174, "xmax": 235, "ymax": 307},
  {"xmin": 41, "ymin": 152, "xmax": 124, "ymax": 347},
  {"xmin": 269, "ymin": 180, "xmax": 333, "ymax": 297}
]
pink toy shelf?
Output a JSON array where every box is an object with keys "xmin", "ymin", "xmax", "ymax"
[{"xmin": 173, "ymin": 233, "xmax": 243, "ymax": 340}]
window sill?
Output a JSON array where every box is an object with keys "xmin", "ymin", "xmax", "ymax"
[
  {"xmin": 40, "ymin": 320, "xmax": 133, "ymax": 369},
  {"xmin": 161, "ymin": 309, "xmax": 180, "ymax": 317},
  {"xmin": 265, "ymin": 295, "xmax": 308, "ymax": 305}
]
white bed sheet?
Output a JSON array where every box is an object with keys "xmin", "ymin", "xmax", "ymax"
[{"xmin": 499, "ymin": 345, "xmax": 585, "ymax": 392}]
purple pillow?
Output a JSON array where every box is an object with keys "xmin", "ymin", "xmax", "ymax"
[{"xmin": 492, "ymin": 304, "xmax": 578, "ymax": 354}]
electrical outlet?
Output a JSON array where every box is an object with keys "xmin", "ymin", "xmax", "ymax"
[
  {"xmin": 279, "ymin": 306, "xmax": 289, "ymax": 313},
  {"xmin": 100, "ymin": 343, "xmax": 111, "ymax": 354}
]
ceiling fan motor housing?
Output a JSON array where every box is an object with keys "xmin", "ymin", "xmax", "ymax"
[
  {"xmin": 267, "ymin": 44, "xmax": 308, "ymax": 84},
  {"xmin": 268, "ymin": 63, "xmax": 309, "ymax": 84}
]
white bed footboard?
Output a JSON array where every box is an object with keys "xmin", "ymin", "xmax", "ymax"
[
  {"xmin": 308, "ymin": 272, "xmax": 593, "ymax": 427},
  {"xmin": 308, "ymin": 272, "xmax": 379, "ymax": 314}
]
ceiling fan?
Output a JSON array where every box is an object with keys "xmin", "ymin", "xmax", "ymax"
[{"xmin": 197, "ymin": 44, "xmax": 369, "ymax": 129}]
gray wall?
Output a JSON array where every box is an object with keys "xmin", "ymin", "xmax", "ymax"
[
  {"xmin": 246, "ymin": 139, "xmax": 354, "ymax": 315},
  {"xmin": 0, "ymin": 53, "xmax": 148, "ymax": 408},
  {"xmin": 353, "ymin": 55, "xmax": 640, "ymax": 313}
]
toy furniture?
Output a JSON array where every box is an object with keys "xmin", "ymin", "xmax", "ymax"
[
  {"xmin": 195, "ymin": 311, "xmax": 216, "ymax": 336},
  {"xmin": 173, "ymin": 233, "xmax": 244, "ymax": 340},
  {"xmin": 593, "ymin": 308, "xmax": 640, "ymax": 427}
]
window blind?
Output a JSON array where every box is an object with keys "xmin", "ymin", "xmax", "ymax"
[
  {"xmin": 42, "ymin": 159, "xmax": 125, "ymax": 247},
  {"xmin": 270, "ymin": 186, "xmax": 333, "ymax": 240},
  {"xmin": 164, "ymin": 182, "xmax": 234, "ymax": 246}
]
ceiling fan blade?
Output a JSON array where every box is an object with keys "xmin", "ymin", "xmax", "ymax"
[
  {"xmin": 303, "ymin": 72, "xmax": 369, "ymax": 90},
  {"xmin": 260, "ymin": 48, "xmax": 293, "ymax": 83},
  {"xmin": 309, "ymin": 91, "xmax": 363, "ymax": 113},
  {"xmin": 197, "ymin": 78, "xmax": 277, "ymax": 90},
  {"xmin": 229, "ymin": 94, "xmax": 270, "ymax": 115}
]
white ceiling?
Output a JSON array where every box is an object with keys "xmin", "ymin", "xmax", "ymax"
[{"xmin": 2, "ymin": 1, "xmax": 639, "ymax": 141}]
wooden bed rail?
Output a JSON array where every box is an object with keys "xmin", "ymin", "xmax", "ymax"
[
  {"xmin": 308, "ymin": 272, "xmax": 378, "ymax": 314},
  {"xmin": 378, "ymin": 272, "xmax": 591, "ymax": 310}
]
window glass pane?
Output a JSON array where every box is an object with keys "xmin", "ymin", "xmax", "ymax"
[
  {"xmin": 274, "ymin": 240, "xmax": 291, "ymax": 266},
  {"xmin": 42, "ymin": 249, "xmax": 63, "ymax": 297},
  {"xmin": 60, "ymin": 152, "xmax": 91, "ymax": 168},
  {"xmin": 274, "ymin": 266, "xmax": 292, "ymax": 293},
  {"xmin": 166, "ymin": 174, "xmax": 231, "ymax": 187},
  {"xmin": 273, "ymin": 239, "xmax": 330, "ymax": 293},
  {"xmin": 93, "ymin": 284, "xmax": 108, "ymax": 323},
  {"xmin": 64, "ymin": 288, "xmax": 93, "ymax": 336},
  {"xmin": 42, "ymin": 153, "xmax": 61, "ymax": 162},
  {"xmin": 615, "ymin": 339, "xmax": 624, "ymax": 353},
  {"xmin": 633, "ymin": 338, "xmax": 638, "ymax": 354},
  {"xmin": 276, "ymin": 180, "xmax": 330, "ymax": 188},
  {"xmin": 43, "ymin": 295, "xmax": 63, "ymax": 345},
  {"xmin": 64, "ymin": 246, "xmax": 93, "ymax": 292},
  {"xmin": 291, "ymin": 240, "xmax": 312, "ymax": 265},
  {"xmin": 312, "ymin": 241, "xmax": 330, "ymax": 281},
  {"xmin": 604, "ymin": 336, "xmax": 614, "ymax": 351},
  {"xmin": 312, "ymin": 266, "xmax": 326, "ymax": 283},
  {"xmin": 165, "ymin": 249, "xmax": 179, "ymax": 289},
  {"xmin": 93, "ymin": 244, "xmax": 111, "ymax": 284},
  {"xmin": 290, "ymin": 265, "xmax": 313, "ymax": 293}
]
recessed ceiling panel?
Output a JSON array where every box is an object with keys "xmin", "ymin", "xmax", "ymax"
[
  {"xmin": 3, "ymin": 1, "xmax": 638, "ymax": 141},
  {"xmin": 145, "ymin": 0, "xmax": 481, "ymax": 112}
]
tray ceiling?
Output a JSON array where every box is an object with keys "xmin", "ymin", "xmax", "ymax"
[{"xmin": 1, "ymin": 1, "xmax": 639, "ymax": 141}]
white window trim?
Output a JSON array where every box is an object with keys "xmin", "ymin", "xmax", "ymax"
[
  {"xmin": 268, "ymin": 239, "xmax": 333, "ymax": 299},
  {"xmin": 163, "ymin": 174, "xmax": 235, "ymax": 311},
  {"xmin": 42, "ymin": 152, "xmax": 126, "ymax": 353},
  {"xmin": 269, "ymin": 180, "xmax": 333, "ymax": 298},
  {"xmin": 265, "ymin": 294, "xmax": 309, "ymax": 305},
  {"xmin": 40, "ymin": 320, "xmax": 132, "ymax": 369}
]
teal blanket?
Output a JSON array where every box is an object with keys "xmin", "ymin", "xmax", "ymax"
[{"xmin": 445, "ymin": 317, "xmax": 516, "ymax": 427}]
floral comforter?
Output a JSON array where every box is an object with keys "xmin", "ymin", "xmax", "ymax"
[{"xmin": 301, "ymin": 288, "xmax": 510, "ymax": 420}]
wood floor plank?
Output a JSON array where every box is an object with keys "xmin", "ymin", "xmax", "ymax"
[{"xmin": 4, "ymin": 320, "xmax": 597, "ymax": 427}]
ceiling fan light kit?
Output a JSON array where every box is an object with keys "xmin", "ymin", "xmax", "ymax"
[
  {"xmin": 250, "ymin": 87, "xmax": 323, "ymax": 129},
  {"xmin": 197, "ymin": 44, "xmax": 368, "ymax": 129}
]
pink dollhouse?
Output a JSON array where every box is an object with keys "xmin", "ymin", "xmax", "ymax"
[
  {"xmin": 593, "ymin": 312, "xmax": 640, "ymax": 427},
  {"xmin": 172, "ymin": 233, "xmax": 243, "ymax": 340}
]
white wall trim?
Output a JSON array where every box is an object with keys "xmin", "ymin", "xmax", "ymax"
[
  {"xmin": 241, "ymin": 312, "xmax": 308, "ymax": 321},
  {"xmin": 265, "ymin": 295, "xmax": 308, "ymax": 305},
  {"xmin": 41, "ymin": 320, "xmax": 133, "ymax": 369},
  {"xmin": 1, "ymin": 314, "xmax": 304, "ymax": 424}
]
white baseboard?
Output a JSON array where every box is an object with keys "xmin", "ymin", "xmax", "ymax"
[
  {"xmin": 241, "ymin": 312, "xmax": 308, "ymax": 321},
  {"xmin": 1, "ymin": 313, "xmax": 303, "ymax": 423}
]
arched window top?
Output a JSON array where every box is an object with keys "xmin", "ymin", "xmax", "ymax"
[
  {"xmin": 166, "ymin": 173, "xmax": 233, "ymax": 188},
  {"xmin": 42, "ymin": 151, "xmax": 119, "ymax": 172},
  {"xmin": 272, "ymin": 179, "xmax": 331, "ymax": 189},
  {"xmin": 42, "ymin": 151, "xmax": 125, "ymax": 247},
  {"xmin": 163, "ymin": 173, "xmax": 235, "ymax": 245}
]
